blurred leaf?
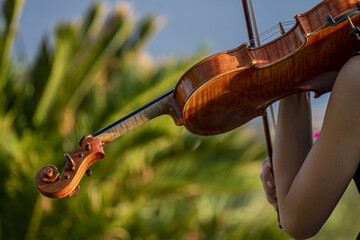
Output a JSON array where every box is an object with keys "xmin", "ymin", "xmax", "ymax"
[
  {"xmin": 0, "ymin": 0, "xmax": 24, "ymax": 78},
  {"xmin": 1, "ymin": 1, "xmax": 358, "ymax": 240},
  {"xmin": 80, "ymin": 2, "xmax": 104, "ymax": 39},
  {"xmin": 33, "ymin": 25, "xmax": 74, "ymax": 126},
  {"xmin": 65, "ymin": 4, "xmax": 133, "ymax": 113}
]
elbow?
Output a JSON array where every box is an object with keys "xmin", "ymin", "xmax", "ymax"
[
  {"xmin": 280, "ymin": 211, "xmax": 322, "ymax": 239},
  {"xmin": 281, "ymin": 222, "xmax": 320, "ymax": 239}
]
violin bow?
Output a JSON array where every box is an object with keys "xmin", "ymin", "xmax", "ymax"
[
  {"xmin": 248, "ymin": 0, "xmax": 277, "ymax": 130},
  {"xmin": 241, "ymin": 0, "xmax": 281, "ymax": 229},
  {"xmin": 241, "ymin": 0, "xmax": 275, "ymax": 162}
]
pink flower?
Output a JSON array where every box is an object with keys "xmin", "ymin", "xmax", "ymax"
[
  {"xmin": 300, "ymin": 86, "xmax": 311, "ymax": 90},
  {"xmin": 313, "ymin": 130, "xmax": 321, "ymax": 139}
]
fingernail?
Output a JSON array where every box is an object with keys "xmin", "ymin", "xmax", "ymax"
[{"xmin": 267, "ymin": 181, "xmax": 273, "ymax": 188}]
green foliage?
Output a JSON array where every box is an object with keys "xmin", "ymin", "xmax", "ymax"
[{"xmin": 0, "ymin": 0, "xmax": 359, "ymax": 239}]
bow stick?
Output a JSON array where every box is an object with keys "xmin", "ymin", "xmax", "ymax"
[{"xmin": 241, "ymin": 0, "xmax": 281, "ymax": 229}]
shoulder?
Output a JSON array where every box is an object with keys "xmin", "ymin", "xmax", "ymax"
[
  {"xmin": 336, "ymin": 55, "xmax": 360, "ymax": 86},
  {"xmin": 322, "ymin": 55, "xmax": 360, "ymax": 144},
  {"xmin": 328, "ymin": 55, "xmax": 360, "ymax": 117}
]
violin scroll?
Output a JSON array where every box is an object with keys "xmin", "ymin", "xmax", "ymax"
[
  {"xmin": 35, "ymin": 135, "xmax": 105, "ymax": 199},
  {"xmin": 39, "ymin": 165, "xmax": 60, "ymax": 183}
]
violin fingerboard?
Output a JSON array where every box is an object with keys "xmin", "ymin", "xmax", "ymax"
[{"xmin": 93, "ymin": 89, "xmax": 175, "ymax": 143}]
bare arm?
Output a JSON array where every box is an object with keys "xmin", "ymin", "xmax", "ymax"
[{"xmin": 272, "ymin": 56, "xmax": 360, "ymax": 239}]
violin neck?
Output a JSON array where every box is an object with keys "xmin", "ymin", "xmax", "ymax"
[{"xmin": 93, "ymin": 88, "xmax": 176, "ymax": 143}]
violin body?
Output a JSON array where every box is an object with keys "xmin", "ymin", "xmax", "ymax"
[
  {"xmin": 175, "ymin": 0, "xmax": 360, "ymax": 135},
  {"xmin": 35, "ymin": 0, "xmax": 360, "ymax": 198}
]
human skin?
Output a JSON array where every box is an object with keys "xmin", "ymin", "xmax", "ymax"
[{"xmin": 260, "ymin": 55, "xmax": 360, "ymax": 239}]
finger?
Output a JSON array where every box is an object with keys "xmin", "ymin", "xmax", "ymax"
[
  {"xmin": 261, "ymin": 185, "xmax": 275, "ymax": 199},
  {"xmin": 261, "ymin": 169, "xmax": 277, "ymax": 199},
  {"xmin": 262, "ymin": 157, "xmax": 270, "ymax": 168},
  {"xmin": 261, "ymin": 175, "xmax": 274, "ymax": 191},
  {"xmin": 261, "ymin": 177, "xmax": 277, "ymax": 200},
  {"xmin": 261, "ymin": 165, "xmax": 275, "ymax": 192},
  {"xmin": 266, "ymin": 195, "xmax": 279, "ymax": 211},
  {"xmin": 260, "ymin": 158, "xmax": 278, "ymax": 210},
  {"xmin": 262, "ymin": 162, "xmax": 275, "ymax": 184}
]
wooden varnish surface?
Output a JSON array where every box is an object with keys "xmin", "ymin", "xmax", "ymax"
[{"xmin": 174, "ymin": 0, "xmax": 360, "ymax": 135}]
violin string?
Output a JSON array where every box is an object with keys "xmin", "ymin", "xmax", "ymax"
[
  {"xmin": 247, "ymin": 20, "xmax": 296, "ymax": 46},
  {"xmin": 282, "ymin": 20, "xmax": 297, "ymax": 24},
  {"xmin": 247, "ymin": 20, "xmax": 296, "ymax": 45},
  {"xmin": 261, "ymin": 31, "xmax": 284, "ymax": 43},
  {"xmin": 258, "ymin": 20, "xmax": 295, "ymax": 38},
  {"xmin": 248, "ymin": 25, "xmax": 279, "ymax": 45},
  {"xmin": 258, "ymin": 25, "xmax": 280, "ymax": 38}
]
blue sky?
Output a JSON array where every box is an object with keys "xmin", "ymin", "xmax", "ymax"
[
  {"xmin": 17, "ymin": 0, "xmax": 320, "ymax": 59},
  {"xmin": 16, "ymin": 0, "xmax": 328, "ymax": 126}
]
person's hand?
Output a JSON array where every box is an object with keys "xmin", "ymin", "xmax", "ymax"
[{"xmin": 260, "ymin": 157, "xmax": 278, "ymax": 211}]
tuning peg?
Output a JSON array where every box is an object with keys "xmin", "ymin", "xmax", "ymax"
[
  {"xmin": 64, "ymin": 153, "xmax": 76, "ymax": 171},
  {"xmin": 68, "ymin": 185, "xmax": 80, "ymax": 198},
  {"xmin": 78, "ymin": 135, "xmax": 92, "ymax": 146},
  {"xmin": 86, "ymin": 168, "xmax": 93, "ymax": 177},
  {"xmin": 86, "ymin": 143, "xmax": 92, "ymax": 151}
]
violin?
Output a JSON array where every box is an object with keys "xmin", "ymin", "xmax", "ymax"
[{"xmin": 35, "ymin": 0, "xmax": 360, "ymax": 198}]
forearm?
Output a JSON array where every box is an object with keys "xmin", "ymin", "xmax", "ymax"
[
  {"xmin": 266, "ymin": 57, "xmax": 360, "ymax": 239},
  {"xmin": 273, "ymin": 92, "xmax": 313, "ymax": 203}
]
